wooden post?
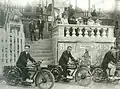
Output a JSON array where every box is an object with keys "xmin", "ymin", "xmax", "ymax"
[
  {"xmin": 52, "ymin": 0, "xmax": 55, "ymax": 23},
  {"xmin": 51, "ymin": 0, "xmax": 55, "ymax": 38},
  {"xmin": 15, "ymin": 29, "xmax": 18, "ymax": 63},
  {"xmin": 19, "ymin": 32, "xmax": 21, "ymax": 55},
  {"xmin": 12, "ymin": 30, "xmax": 14, "ymax": 65},
  {"xmin": 3, "ymin": 30, "xmax": 6, "ymax": 66},
  {"xmin": 88, "ymin": 0, "xmax": 91, "ymax": 16},
  {"xmin": 0, "ymin": 31, "xmax": 2, "ymax": 66}
]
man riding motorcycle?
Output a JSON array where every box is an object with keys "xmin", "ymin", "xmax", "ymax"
[
  {"xmin": 59, "ymin": 46, "xmax": 76, "ymax": 82},
  {"xmin": 101, "ymin": 46, "xmax": 118, "ymax": 79},
  {"xmin": 16, "ymin": 45, "xmax": 36, "ymax": 86}
]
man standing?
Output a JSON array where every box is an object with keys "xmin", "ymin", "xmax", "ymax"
[
  {"xmin": 16, "ymin": 45, "xmax": 36, "ymax": 85},
  {"xmin": 59, "ymin": 46, "xmax": 75, "ymax": 82},
  {"xmin": 37, "ymin": 18, "xmax": 41, "ymax": 39},
  {"xmin": 101, "ymin": 46, "xmax": 117, "ymax": 79},
  {"xmin": 39, "ymin": 20, "xmax": 44, "ymax": 39},
  {"xmin": 29, "ymin": 19, "xmax": 36, "ymax": 41}
]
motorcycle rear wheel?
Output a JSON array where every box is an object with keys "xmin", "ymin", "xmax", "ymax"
[
  {"xmin": 51, "ymin": 68, "xmax": 61, "ymax": 82},
  {"xmin": 6, "ymin": 68, "xmax": 20, "ymax": 86}
]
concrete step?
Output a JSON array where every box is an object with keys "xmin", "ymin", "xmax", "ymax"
[
  {"xmin": 31, "ymin": 48, "xmax": 52, "ymax": 51},
  {"xmin": 25, "ymin": 39, "xmax": 52, "ymax": 44},
  {"xmin": 30, "ymin": 52, "xmax": 52, "ymax": 56},
  {"xmin": 30, "ymin": 47, "xmax": 52, "ymax": 50},
  {"xmin": 41, "ymin": 60, "xmax": 54, "ymax": 66},
  {"xmin": 27, "ymin": 60, "xmax": 54, "ymax": 66},
  {"xmin": 31, "ymin": 55, "xmax": 52, "ymax": 58},
  {"xmin": 30, "ymin": 49, "xmax": 52, "ymax": 53},
  {"xmin": 33, "ymin": 42, "xmax": 52, "ymax": 45},
  {"xmin": 31, "ymin": 53, "xmax": 52, "ymax": 57},
  {"xmin": 34, "ymin": 39, "xmax": 51, "ymax": 43},
  {"xmin": 32, "ymin": 56, "xmax": 53, "ymax": 61},
  {"xmin": 31, "ymin": 45, "xmax": 52, "ymax": 49}
]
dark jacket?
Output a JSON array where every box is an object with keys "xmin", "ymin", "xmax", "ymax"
[
  {"xmin": 41, "ymin": 20, "xmax": 44, "ymax": 29},
  {"xmin": 101, "ymin": 51, "xmax": 117, "ymax": 69},
  {"xmin": 29, "ymin": 22, "xmax": 36, "ymax": 32},
  {"xmin": 16, "ymin": 51, "xmax": 36, "ymax": 68},
  {"xmin": 59, "ymin": 50, "xmax": 75, "ymax": 65},
  {"xmin": 37, "ymin": 19, "xmax": 41, "ymax": 29}
]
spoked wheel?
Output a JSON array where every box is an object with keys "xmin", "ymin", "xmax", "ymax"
[
  {"xmin": 75, "ymin": 67, "xmax": 92, "ymax": 86},
  {"xmin": 35, "ymin": 69, "xmax": 54, "ymax": 89},
  {"xmin": 51, "ymin": 68, "xmax": 61, "ymax": 82},
  {"xmin": 112, "ymin": 80, "xmax": 119, "ymax": 85},
  {"xmin": 92, "ymin": 68, "xmax": 103, "ymax": 82},
  {"xmin": 6, "ymin": 69, "xmax": 20, "ymax": 86}
]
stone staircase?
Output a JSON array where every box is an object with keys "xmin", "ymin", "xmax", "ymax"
[{"xmin": 26, "ymin": 39, "xmax": 54, "ymax": 66}]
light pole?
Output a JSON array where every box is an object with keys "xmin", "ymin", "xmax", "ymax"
[
  {"xmin": 52, "ymin": 0, "xmax": 54, "ymax": 24},
  {"xmin": 75, "ymin": 0, "xmax": 77, "ymax": 9},
  {"xmin": 88, "ymin": 0, "xmax": 91, "ymax": 14}
]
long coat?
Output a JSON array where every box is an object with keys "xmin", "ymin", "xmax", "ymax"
[
  {"xmin": 59, "ymin": 50, "xmax": 75, "ymax": 65},
  {"xmin": 37, "ymin": 19, "xmax": 41, "ymax": 29},
  {"xmin": 16, "ymin": 51, "xmax": 36, "ymax": 68},
  {"xmin": 101, "ymin": 51, "xmax": 117, "ymax": 69},
  {"xmin": 29, "ymin": 22, "xmax": 36, "ymax": 32}
]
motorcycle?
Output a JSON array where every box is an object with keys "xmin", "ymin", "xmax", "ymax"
[
  {"xmin": 5, "ymin": 61, "xmax": 55, "ymax": 89},
  {"xmin": 92, "ymin": 64, "xmax": 120, "ymax": 85},
  {"xmin": 48, "ymin": 60, "xmax": 92, "ymax": 86}
]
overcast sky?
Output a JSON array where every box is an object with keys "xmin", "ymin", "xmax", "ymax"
[{"xmin": 1, "ymin": 0, "xmax": 116, "ymax": 11}]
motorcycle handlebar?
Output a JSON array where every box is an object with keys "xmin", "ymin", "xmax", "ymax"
[{"xmin": 33, "ymin": 60, "xmax": 43, "ymax": 66}]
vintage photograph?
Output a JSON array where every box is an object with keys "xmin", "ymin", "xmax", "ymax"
[{"xmin": 0, "ymin": 0, "xmax": 120, "ymax": 89}]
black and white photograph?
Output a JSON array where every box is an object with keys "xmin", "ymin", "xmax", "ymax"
[{"xmin": 0, "ymin": 0, "xmax": 120, "ymax": 89}]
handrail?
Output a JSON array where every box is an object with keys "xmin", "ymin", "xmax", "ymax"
[{"xmin": 54, "ymin": 24, "xmax": 114, "ymax": 28}]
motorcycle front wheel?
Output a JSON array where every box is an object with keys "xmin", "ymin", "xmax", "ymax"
[
  {"xmin": 75, "ymin": 67, "xmax": 92, "ymax": 86},
  {"xmin": 35, "ymin": 69, "xmax": 54, "ymax": 89}
]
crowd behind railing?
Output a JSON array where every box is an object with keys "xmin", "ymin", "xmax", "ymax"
[
  {"xmin": 54, "ymin": 5, "xmax": 114, "ymax": 26},
  {"xmin": 55, "ymin": 15, "xmax": 102, "ymax": 26}
]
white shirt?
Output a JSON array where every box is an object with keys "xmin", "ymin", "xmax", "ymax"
[
  {"xmin": 61, "ymin": 18, "xmax": 68, "ymax": 24},
  {"xmin": 87, "ymin": 20, "xmax": 95, "ymax": 25}
]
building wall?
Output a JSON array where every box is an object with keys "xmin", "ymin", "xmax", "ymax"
[{"xmin": 57, "ymin": 41, "xmax": 114, "ymax": 66}]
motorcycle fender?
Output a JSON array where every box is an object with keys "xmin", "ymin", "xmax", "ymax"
[{"xmin": 77, "ymin": 67, "xmax": 92, "ymax": 75}]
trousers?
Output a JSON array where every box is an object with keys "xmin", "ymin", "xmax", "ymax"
[{"xmin": 108, "ymin": 62, "xmax": 116, "ymax": 76}]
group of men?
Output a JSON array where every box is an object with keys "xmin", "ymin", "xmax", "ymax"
[
  {"xmin": 59, "ymin": 46, "xmax": 119, "ymax": 82},
  {"xmin": 29, "ymin": 18, "xmax": 44, "ymax": 42},
  {"xmin": 16, "ymin": 43, "xmax": 119, "ymax": 84}
]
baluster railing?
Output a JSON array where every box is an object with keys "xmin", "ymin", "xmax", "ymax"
[
  {"xmin": 96, "ymin": 28, "xmax": 101, "ymax": 38},
  {"xmin": 66, "ymin": 27, "xmax": 70, "ymax": 37},
  {"xmin": 91, "ymin": 27, "xmax": 95, "ymax": 38},
  {"xmin": 53, "ymin": 25, "xmax": 115, "ymax": 40},
  {"xmin": 84, "ymin": 27, "xmax": 89, "ymax": 37},
  {"xmin": 72, "ymin": 27, "xmax": 76, "ymax": 37},
  {"xmin": 102, "ymin": 28, "xmax": 107, "ymax": 37},
  {"xmin": 78, "ymin": 27, "xmax": 83, "ymax": 37}
]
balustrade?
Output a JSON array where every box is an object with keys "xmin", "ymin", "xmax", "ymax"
[{"xmin": 53, "ymin": 24, "xmax": 115, "ymax": 39}]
